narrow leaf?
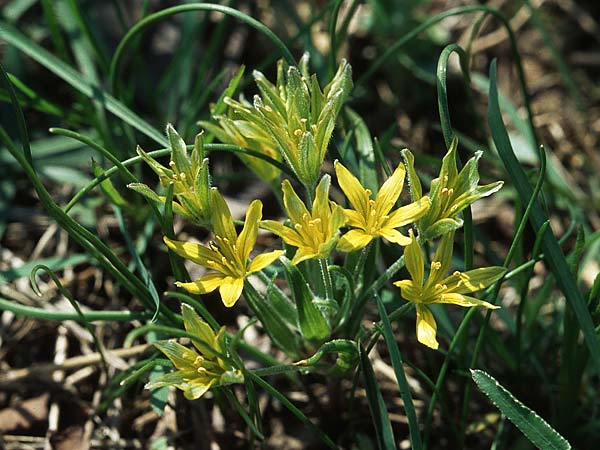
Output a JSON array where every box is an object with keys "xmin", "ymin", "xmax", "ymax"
[
  {"xmin": 471, "ymin": 369, "xmax": 570, "ymax": 450},
  {"xmin": 488, "ymin": 59, "xmax": 600, "ymax": 375},
  {"xmin": 359, "ymin": 346, "xmax": 397, "ymax": 450}
]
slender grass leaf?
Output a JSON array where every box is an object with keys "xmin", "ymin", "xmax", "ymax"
[
  {"xmin": 471, "ymin": 369, "xmax": 571, "ymax": 450},
  {"xmin": 0, "ymin": 22, "xmax": 168, "ymax": 147},
  {"xmin": 375, "ymin": 295, "xmax": 422, "ymax": 450},
  {"xmin": 488, "ymin": 60, "xmax": 600, "ymax": 375},
  {"xmin": 359, "ymin": 346, "xmax": 397, "ymax": 450},
  {"xmin": 281, "ymin": 257, "xmax": 330, "ymax": 342}
]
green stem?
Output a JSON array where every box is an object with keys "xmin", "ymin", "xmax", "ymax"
[
  {"xmin": 319, "ymin": 258, "xmax": 335, "ymax": 304},
  {"xmin": 109, "ymin": 3, "xmax": 296, "ymax": 94},
  {"xmin": 346, "ymin": 254, "xmax": 405, "ymax": 336},
  {"xmin": 0, "ymin": 296, "xmax": 148, "ymax": 322}
]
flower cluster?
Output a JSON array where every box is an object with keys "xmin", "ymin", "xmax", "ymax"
[{"xmin": 134, "ymin": 58, "xmax": 506, "ymax": 399}]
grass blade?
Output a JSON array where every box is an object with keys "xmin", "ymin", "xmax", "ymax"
[
  {"xmin": 375, "ymin": 295, "xmax": 422, "ymax": 450},
  {"xmin": 0, "ymin": 21, "xmax": 168, "ymax": 147},
  {"xmin": 487, "ymin": 59, "xmax": 600, "ymax": 375},
  {"xmin": 471, "ymin": 369, "xmax": 571, "ymax": 450},
  {"xmin": 359, "ymin": 345, "xmax": 397, "ymax": 450}
]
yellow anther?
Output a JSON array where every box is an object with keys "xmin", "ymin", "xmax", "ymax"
[
  {"xmin": 294, "ymin": 129, "xmax": 303, "ymax": 137},
  {"xmin": 431, "ymin": 261, "xmax": 442, "ymax": 270}
]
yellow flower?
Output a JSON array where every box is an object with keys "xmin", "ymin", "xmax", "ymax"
[
  {"xmin": 334, "ymin": 161, "xmax": 431, "ymax": 252},
  {"xmin": 129, "ymin": 125, "xmax": 212, "ymax": 226},
  {"xmin": 164, "ymin": 189, "xmax": 284, "ymax": 307},
  {"xmin": 224, "ymin": 55, "xmax": 352, "ymax": 188},
  {"xmin": 402, "ymin": 137, "xmax": 503, "ymax": 240},
  {"xmin": 146, "ymin": 304, "xmax": 243, "ymax": 400},
  {"xmin": 394, "ymin": 231, "xmax": 506, "ymax": 349},
  {"xmin": 261, "ymin": 175, "xmax": 346, "ymax": 265}
]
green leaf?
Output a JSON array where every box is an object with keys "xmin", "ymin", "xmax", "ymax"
[
  {"xmin": 243, "ymin": 281, "xmax": 299, "ymax": 357},
  {"xmin": 376, "ymin": 296, "xmax": 422, "ymax": 450},
  {"xmin": 0, "ymin": 21, "xmax": 168, "ymax": 147},
  {"xmin": 345, "ymin": 108, "xmax": 378, "ymax": 193},
  {"xmin": 488, "ymin": 59, "xmax": 600, "ymax": 376},
  {"xmin": 471, "ymin": 369, "xmax": 571, "ymax": 450},
  {"xmin": 0, "ymin": 254, "xmax": 91, "ymax": 284},
  {"xmin": 281, "ymin": 257, "xmax": 330, "ymax": 343},
  {"xmin": 148, "ymin": 365, "xmax": 169, "ymax": 417},
  {"xmin": 359, "ymin": 346, "xmax": 397, "ymax": 450},
  {"xmin": 92, "ymin": 161, "xmax": 129, "ymax": 208}
]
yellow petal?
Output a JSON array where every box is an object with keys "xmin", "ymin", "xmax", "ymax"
[
  {"xmin": 442, "ymin": 267, "xmax": 506, "ymax": 294},
  {"xmin": 435, "ymin": 293, "xmax": 499, "ymax": 309},
  {"xmin": 164, "ymin": 237, "xmax": 219, "ymax": 266},
  {"xmin": 181, "ymin": 304, "xmax": 217, "ymax": 358},
  {"xmin": 375, "ymin": 162, "xmax": 406, "ymax": 215},
  {"xmin": 424, "ymin": 231, "xmax": 455, "ymax": 290},
  {"xmin": 344, "ymin": 209, "xmax": 366, "ymax": 228},
  {"xmin": 183, "ymin": 378, "xmax": 217, "ymax": 400},
  {"xmin": 236, "ymin": 199, "xmax": 262, "ymax": 261},
  {"xmin": 153, "ymin": 341, "xmax": 198, "ymax": 370},
  {"xmin": 404, "ymin": 230, "xmax": 424, "ymax": 287},
  {"xmin": 176, "ymin": 273, "xmax": 226, "ymax": 294},
  {"xmin": 335, "ymin": 161, "xmax": 370, "ymax": 216},
  {"xmin": 211, "ymin": 189, "xmax": 237, "ymax": 241},
  {"xmin": 281, "ymin": 179, "xmax": 310, "ymax": 225},
  {"xmin": 379, "ymin": 228, "xmax": 411, "ymax": 246},
  {"xmin": 394, "ymin": 279, "xmax": 420, "ymax": 303},
  {"xmin": 337, "ymin": 229, "xmax": 373, "ymax": 252},
  {"xmin": 291, "ymin": 247, "xmax": 318, "ymax": 265},
  {"xmin": 145, "ymin": 369, "xmax": 200, "ymax": 390},
  {"xmin": 384, "ymin": 196, "xmax": 431, "ymax": 229},
  {"xmin": 247, "ymin": 250, "xmax": 285, "ymax": 273},
  {"xmin": 312, "ymin": 175, "xmax": 332, "ymax": 220},
  {"xmin": 261, "ymin": 220, "xmax": 305, "ymax": 248},
  {"xmin": 416, "ymin": 305, "xmax": 439, "ymax": 349},
  {"xmin": 219, "ymin": 277, "xmax": 245, "ymax": 307},
  {"xmin": 329, "ymin": 203, "xmax": 348, "ymax": 233}
]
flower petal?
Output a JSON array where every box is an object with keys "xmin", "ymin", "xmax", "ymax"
[
  {"xmin": 394, "ymin": 279, "xmax": 420, "ymax": 303},
  {"xmin": 312, "ymin": 174, "xmax": 332, "ymax": 220},
  {"xmin": 145, "ymin": 370, "xmax": 199, "ymax": 390},
  {"xmin": 281, "ymin": 179, "xmax": 310, "ymax": 225},
  {"xmin": 291, "ymin": 247, "xmax": 318, "ymax": 265},
  {"xmin": 335, "ymin": 161, "xmax": 370, "ymax": 216},
  {"xmin": 261, "ymin": 220, "xmax": 305, "ymax": 247},
  {"xmin": 424, "ymin": 231, "xmax": 455, "ymax": 289},
  {"xmin": 236, "ymin": 199, "xmax": 262, "ymax": 261},
  {"xmin": 384, "ymin": 196, "xmax": 431, "ymax": 229},
  {"xmin": 404, "ymin": 230, "xmax": 424, "ymax": 287},
  {"xmin": 443, "ymin": 267, "xmax": 506, "ymax": 294},
  {"xmin": 211, "ymin": 189, "xmax": 237, "ymax": 241},
  {"xmin": 247, "ymin": 250, "xmax": 285, "ymax": 273},
  {"xmin": 176, "ymin": 273, "xmax": 226, "ymax": 295},
  {"xmin": 337, "ymin": 229, "xmax": 372, "ymax": 252},
  {"xmin": 378, "ymin": 228, "xmax": 411, "ymax": 246},
  {"xmin": 181, "ymin": 304, "xmax": 217, "ymax": 358},
  {"xmin": 416, "ymin": 305, "xmax": 439, "ymax": 349},
  {"xmin": 153, "ymin": 341, "xmax": 198, "ymax": 371},
  {"xmin": 219, "ymin": 277, "xmax": 245, "ymax": 307},
  {"xmin": 183, "ymin": 378, "xmax": 217, "ymax": 400},
  {"xmin": 435, "ymin": 293, "xmax": 499, "ymax": 309},
  {"xmin": 375, "ymin": 162, "xmax": 405, "ymax": 215},
  {"xmin": 344, "ymin": 209, "xmax": 366, "ymax": 228},
  {"xmin": 163, "ymin": 237, "xmax": 219, "ymax": 266}
]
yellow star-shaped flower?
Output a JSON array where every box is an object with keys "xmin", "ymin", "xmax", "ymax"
[
  {"xmin": 164, "ymin": 189, "xmax": 284, "ymax": 307},
  {"xmin": 261, "ymin": 175, "xmax": 346, "ymax": 265},
  {"xmin": 334, "ymin": 161, "xmax": 431, "ymax": 252},
  {"xmin": 146, "ymin": 304, "xmax": 243, "ymax": 400},
  {"xmin": 394, "ymin": 230, "xmax": 506, "ymax": 349}
]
